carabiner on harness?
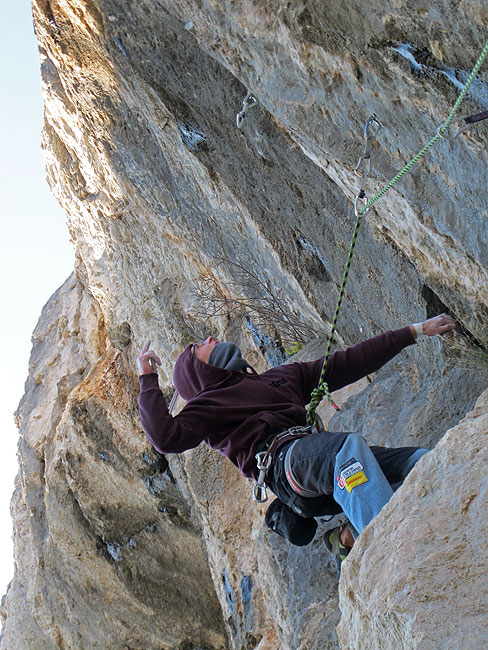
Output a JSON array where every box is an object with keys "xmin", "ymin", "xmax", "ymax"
[{"xmin": 253, "ymin": 450, "xmax": 272, "ymax": 502}]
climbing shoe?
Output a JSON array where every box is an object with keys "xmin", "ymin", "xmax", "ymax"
[{"xmin": 324, "ymin": 526, "xmax": 351, "ymax": 578}]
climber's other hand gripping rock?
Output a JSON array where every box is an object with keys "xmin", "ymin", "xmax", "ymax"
[
  {"xmin": 409, "ymin": 313, "xmax": 456, "ymax": 339},
  {"xmin": 137, "ymin": 340, "xmax": 161, "ymax": 375}
]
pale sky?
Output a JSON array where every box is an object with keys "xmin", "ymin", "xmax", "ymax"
[{"xmin": 0, "ymin": 1, "xmax": 74, "ymax": 597}]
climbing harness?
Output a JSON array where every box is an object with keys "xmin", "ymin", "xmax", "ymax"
[
  {"xmin": 253, "ymin": 426, "xmax": 313, "ymax": 502},
  {"xmin": 306, "ymin": 38, "xmax": 488, "ymax": 426},
  {"xmin": 236, "ymin": 91, "xmax": 257, "ymax": 128},
  {"xmin": 437, "ymin": 110, "xmax": 488, "ymax": 140}
]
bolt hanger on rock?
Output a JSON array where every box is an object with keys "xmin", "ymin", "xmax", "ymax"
[{"xmin": 437, "ymin": 110, "xmax": 488, "ymax": 140}]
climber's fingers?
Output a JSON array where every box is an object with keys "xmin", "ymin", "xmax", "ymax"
[
  {"xmin": 137, "ymin": 341, "xmax": 161, "ymax": 375},
  {"xmin": 422, "ymin": 313, "xmax": 456, "ymax": 337}
]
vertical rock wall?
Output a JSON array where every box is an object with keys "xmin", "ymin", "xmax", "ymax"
[{"xmin": 2, "ymin": 1, "xmax": 488, "ymax": 648}]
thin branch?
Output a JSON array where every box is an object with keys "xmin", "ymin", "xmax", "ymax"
[{"xmin": 190, "ymin": 255, "xmax": 315, "ymax": 347}]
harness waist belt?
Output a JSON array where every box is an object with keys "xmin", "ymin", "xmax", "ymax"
[{"xmin": 261, "ymin": 425, "xmax": 313, "ymax": 463}]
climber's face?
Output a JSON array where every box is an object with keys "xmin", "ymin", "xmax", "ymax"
[{"xmin": 193, "ymin": 336, "xmax": 218, "ymax": 364}]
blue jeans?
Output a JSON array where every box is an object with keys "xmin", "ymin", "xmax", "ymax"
[
  {"xmin": 332, "ymin": 435, "xmax": 428, "ymax": 537},
  {"xmin": 282, "ymin": 433, "xmax": 429, "ymax": 537}
]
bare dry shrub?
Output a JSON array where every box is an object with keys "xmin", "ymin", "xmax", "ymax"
[{"xmin": 190, "ymin": 256, "xmax": 314, "ymax": 349}]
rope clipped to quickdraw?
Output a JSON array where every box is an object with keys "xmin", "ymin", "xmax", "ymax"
[
  {"xmin": 358, "ymin": 38, "xmax": 488, "ymax": 218},
  {"xmin": 307, "ymin": 38, "xmax": 488, "ymax": 427},
  {"xmin": 307, "ymin": 114, "xmax": 382, "ymax": 420}
]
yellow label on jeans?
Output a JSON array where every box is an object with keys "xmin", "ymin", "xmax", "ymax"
[{"xmin": 345, "ymin": 471, "xmax": 368, "ymax": 493}]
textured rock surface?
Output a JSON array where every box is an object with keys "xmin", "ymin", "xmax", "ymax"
[
  {"xmin": 1, "ymin": 275, "xmax": 226, "ymax": 650},
  {"xmin": 2, "ymin": 0, "xmax": 488, "ymax": 648},
  {"xmin": 338, "ymin": 388, "xmax": 488, "ymax": 650}
]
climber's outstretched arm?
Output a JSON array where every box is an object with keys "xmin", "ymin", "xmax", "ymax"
[{"xmin": 298, "ymin": 313, "xmax": 456, "ymax": 399}]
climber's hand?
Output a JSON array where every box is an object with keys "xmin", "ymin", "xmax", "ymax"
[
  {"xmin": 137, "ymin": 341, "xmax": 161, "ymax": 375},
  {"xmin": 421, "ymin": 313, "xmax": 456, "ymax": 337}
]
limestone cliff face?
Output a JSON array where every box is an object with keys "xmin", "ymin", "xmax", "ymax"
[
  {"xmin": 2, "ymin": 1, "xmax": 488, "ymax": 648},
  {"xmin": 338, "ymin": 388, "xmax": 488, "ymax": 649},
  {"xmin": 1, "ymin": 276, "xmax": 226, "ymax": 650}
]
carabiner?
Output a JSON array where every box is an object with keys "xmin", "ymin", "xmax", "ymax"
[
  {"xmin": 437, "ymin": 117, "xmax": 468, "ymax": 140},
  {"xmin": 243, "ymin": 92, "xmax": 257, "ymax": 109},
  {"xmin": 236, "ymin": 92, "xmax": 257, "ymax": 129},
  {"xmin": 364, "ymin": 113, "xmax": 382, "ymax": 140},
  {"xmin": 252, "ymin": 483, "xmax": 268, "ymax": 503},
  {"xmin": 255, "ymin": 451, "xmax": 272, "ymax": 472},
  {"xmin": 354, "ymin": 192, "xmax": 370, "ymax": 217},
  {"xmin": 354, "ymin": 154, "xmax": 371, "ymax": 178}
]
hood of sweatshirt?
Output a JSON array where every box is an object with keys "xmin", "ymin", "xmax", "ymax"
[{"xmin": 173, "ymin": 344, "xmax": 242, "ymax": 401}]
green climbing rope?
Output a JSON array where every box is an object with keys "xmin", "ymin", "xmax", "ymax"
[{"xmin": 307, "ymin": 38, "xmax": 488, "ymax": 426}]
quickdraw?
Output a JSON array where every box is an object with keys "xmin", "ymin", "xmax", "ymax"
[
  {"xmin": 354, "ymin": 114, "xmax": 382, "ymax": 216},
  {"xmin": 253, "ymin": 451, "xmax": 272, "ymax": 503},
  {"xmin": 307, "ymin": 112, "xmax": 381, "ymax": 419}
]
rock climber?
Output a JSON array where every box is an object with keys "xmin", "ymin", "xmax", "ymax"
[{"xmin": 137, "ymin": 313, "xmax": 455, "ymax": 568}]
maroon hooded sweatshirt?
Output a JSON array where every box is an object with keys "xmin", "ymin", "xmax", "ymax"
[{"xmin": 138, "ymin": 327, "xmax": 415, "ymax": 480}]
